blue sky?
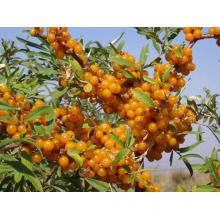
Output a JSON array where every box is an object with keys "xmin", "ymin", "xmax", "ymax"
[{"xmin": 0, "ymin": 27, "xmax": 219, "ymax": 171}]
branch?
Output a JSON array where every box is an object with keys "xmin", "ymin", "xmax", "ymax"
[
  {"xmin": 177, "ymin": 78, "xmax": 191, "ymax": 99},
  {"xmin": 188, "ymin": 34, "xmax": 217, "ymax": 48},
  {"xmin": 0, "ymin": 143, "xmax": 21, "ymax": 153},
  {"xmin": 144, "ymin": 51, "xmax": 162, "ymax": 68},
  {"xmin": 43, "ymin": 165, "xmax": 58, "ymax": 186}
]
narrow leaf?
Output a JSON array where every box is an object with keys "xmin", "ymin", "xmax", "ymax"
[
  {"xmin": 108, "ymin": 57, "xmax": 138, "ymax": 70},
  {"xmin": 111, "ymin": 149, "xmax": 129, "ymax": 165},
  {"xmin": 24, "ymin": 106, "xmax": 51, "ymax": 122},
  {"xmin": 133, "ymin": 89, "xmax": 154, "ymax": 107},
  {"xmin": 85, "ymin": 178, "xmax": 110, "ymax": 192}
]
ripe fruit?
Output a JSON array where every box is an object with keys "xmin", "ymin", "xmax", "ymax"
[
  {"xmin": 58, "ymin": 156, "xmax": 69, "ymax": 168},
  {"xmin": 42, "ymin": 140, "xmax": 54, "ymax": 151},
  {"xmin": 31, "ymin": 153, "xmax": 42, "ymax": 163},
  {"xmin": 74, "ymin": 44, "xmax": 83, "ymax": 54}
]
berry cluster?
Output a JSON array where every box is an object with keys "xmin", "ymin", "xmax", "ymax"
[
  {"xmin": 183, "ymin": 27, "xmax": 203, "ymax": 42},
  {"xmin": 165, "ymin": 45, "xmax": 195, "ymax": 76},
  {"xmin": 29, "ymin": 27, "xmax": 84, "ymax": 59},
  {"xmin": 0, "ymin": 85, "xmax": 159, "ymax": 191}
]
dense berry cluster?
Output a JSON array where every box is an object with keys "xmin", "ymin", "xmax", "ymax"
[
  {"xmin": 0, "ymin": 84, "xmax": 159, "ymax": 191},
  {"xmin": 29, "ymin": 27, "xmax": 84, "ymax": 59},
  {"xmin": 183, "ymin": 27, "xmax": 203, "ymax": 42},
  {"xmin": 165, "ymin": 45, "xmax": 195, "ymax": 76}
]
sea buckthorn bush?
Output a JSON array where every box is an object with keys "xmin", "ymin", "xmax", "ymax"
[{"xmin": 0, "ymin": 27, "xmax": 219, "ymax": 192}]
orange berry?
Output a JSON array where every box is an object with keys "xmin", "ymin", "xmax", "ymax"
[
  {"xmin": 193, "ymin": 29, "xmax": 202, "ymax": 39},
  {"xmin": 97, "ymin": 167, "xmax": 107, "ymax": 177},
  {"xmin": 90, "ymin": 65, "xmax": 99, "ymax": 73},
  {"xmin": 55, "ymin": 46, "xmax": 65, "ymax": 59},
  {"xmin": 6, "ymin": 124, "xmax": 17, "ymax": 135},
  {"xmin": 35, "ymin": 100, "xmax": 44, "ymax": 107},
  {"xmin": 58, "ymin": 156, "xmax": 69, "ymax": 168},
  {"xmin": 148, "ymin": 123, "xmax": 158, "ymax": 133},
  {"xmin": 76, "ymin": 142, "xmax": 87, "ymax": 151},
  {"xmin": 168, "ymin": 95, "xmax": 178, "ymax": 105},
  {"xmin": 67, "ymin": 39, "xmax": 77, "ymax": 48},
  {"xmin": 214, "ymin": 27, "xmax": 220, "ymax": 36},
  {"xmin": 185, "ymin": 33, "xmax": 194, "ymax": 42},
  {"xmin": 47, "ymin": 33, "xmax": 55, "ymax": 43},
  {"xmin": 29, "ymin": 28, "xmax": 36, "ymax": 36},
  {"xmin": 74, "ymin": 44, "xmax": 83, "ymax": 54},
  {"xmin": 42, "ymin": 140, "xmax": 54, "ymax": 151},
  {"xmin": 60, "ymin": 133, "xmax": 71, "ymax": 143},
  {"xmin": 31, "ymin": 153, "xmax": 42, "ymax": 163},
  {"xmin": 183, "ymin": 27, "xmax": 192, "ymax": 34},
  {"xmin": 142, "ymin": 171, "xmax": 152, "ymax": 181},
  {"xmin": 0, "ymin": 85, "xmax": 7, "ymax": 93}
]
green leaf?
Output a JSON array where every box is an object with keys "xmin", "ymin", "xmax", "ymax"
[
  {"xmin": 68, "ymin": 148, "xmax": 81, "ymax": 154},
  {"xmin": 5, "ymin": 62, "xmax": 12, "ymax": 77},
  {"xmin": 83, "ymin": 83, "xmax": 92, "ymax": 92},
  {"xmin": 129, "ymin": 134, "xmax": 135, "ymax": 146},
  {"xmin": 176, "ymin": 184, "xmax": 186, "ymax": 192},
  {"xmin": 182, "ymin": 158, "xmax": 193, "ymax": 176},
  {"xmin": 143, "ymin": 75, "xmax": 160, "ymax": 85},
  {"xmin": 175, "ymin": 45, "xmax": 182, "ymax": 58},
  {"xmin": 211, "ymin": 148, "xmax": 218, "ymax": 160},
  {"xmin": 0, "ymin": 138, "xmax": 42, "ymax": 156},
  {"xmin": 0, "ymin": 116, "xmax": 18, "ymax": 124},
  {"xmin": 139, "ymin": 44, "xmax": 149, "ymax": 66},
  {"xmin": 5, "ymin": 159, "xmax": 43, "ymax": 192},
  {"xmin": 0, "ymin": 101, "xmax": 16, "ymax": 111},
  {"xmin": 170, "ymin": 150, "xmax": 173, "ymax": 166},
  {"xmin": 179, "ymin": 154, "xmax": 204, "ymax": 161},
  {"xmin": 68, "ymin": 153, "xmax": 83, "ymax": 169},
  {"xmin": 133, "ymin": 89, "xmax": 154, "ymax": 107},
  {"xmin": 123, "ymin": 165, "xmax": 131, "ymax": 173},
  {"xmin": 125, "ymin": 128, "xmax": 131, "ymax": 148},
  {"xmin": 110, "ymin": 132, "xmax": 125, "ymax": 148},
  {"xmin": 111, "ymin": 148, "xmax": 130, "ymax": 165},
  {"xmin": 151, "ymin": 38, "xmax": 160, "ymax": 52},
  {"xmin": 39, "ymin": 68, "xmax": 62, "ymax": 76},
  {"xmin": 69, "ymin": 59, "xmax": 84, "ymax": 80},
  {"xmin": 85, "ymin": 178, "xmax": 110, "ymax": 192},
  {"xmin": 119, "ymin": 67, "xmax": 138, "ymax": 82},
  {"xmin": 51, "ymin": 86, "xmax": 70, "ymax": 100},
  {"xmin": 108, "ymin": 57, "xmax": 138, "ymax": 70},
  {"xmin": 178, "ymin": 131, "xmax": 201, "ymax": 135},
  {"xmin": 205, "ymin": 157, "xmax": 220, "ymax": 185},
  {"xmin": 77, "ymin": 123, "xmax": 95, "ymax": 129},
  {"xmin": 0, "ymin": 164, "xmax": 14, "ymax": 173},
  {"xmin": 178, "ymin": 141, "xmax": 204, "ymax": 153},
  {"xmin": 6, "ymin": 68, "xmax": 19, "ymax": 92},
  {"xmin": 34, "ymin": 122, "xmax": 48, "ymax": 139},
  {"xmin": 23, "ymin": 105, "xmax": 51, "ymax": 122},
  {"xmin": 196, "ymin": 185, "xmax": 220, "ymax": 192},
  {"xmin": 14, "ymin": 171, "xmax": 23, "ymax": 183},
  {"xmin": 46, "ymin": 107, "xmax": 55, "ymax": 137},
  {"xmin": 191, "ymin": 164, "xmax": 203, "ymax": 170},
  {"xmin": 117, "ymin": 40, "xmax": 125, "ymax": 53},
  {"xmin": 57, "ymin": 166, "xmax": 62, "ymax": 177},
  {"xmin": 162, "ymin": 65, "xmax": 174, "ymax": 83},
  {"xmin": 16, "ymin": 37, "xmax": 49, "ymax": 52},
  {"xmin": 21, "ymin": 150, "xmax": 33, "ymax": 171},
  {"xmin": 86, "ymin": 145, "xmax": 97, "ymax": 151}
]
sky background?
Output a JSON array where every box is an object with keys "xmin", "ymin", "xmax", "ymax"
[{"xmin": 0, "ymin": 27, "xmax": 219, "ymax": 171}]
